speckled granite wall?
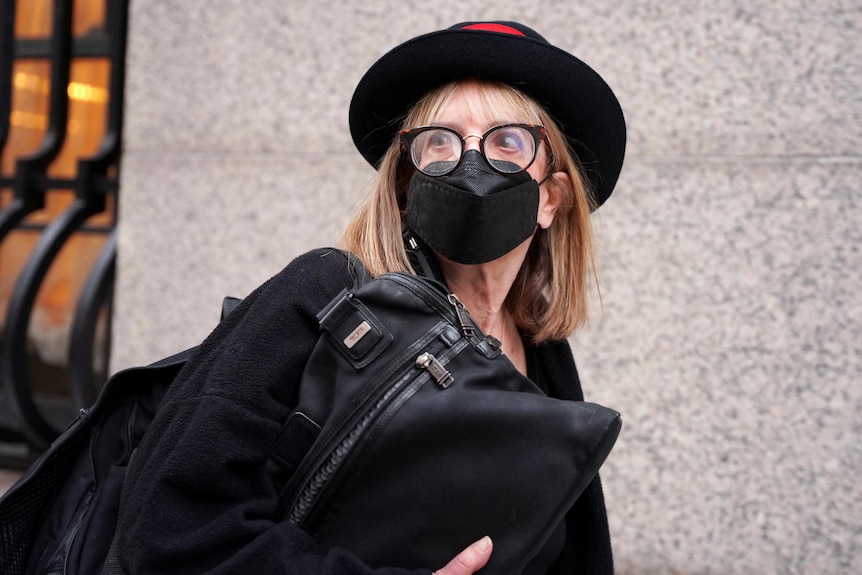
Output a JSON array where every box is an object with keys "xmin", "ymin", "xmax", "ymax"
[{"xmin": 113, "ymin": 1, "xmax": 861, "ymax": 573}]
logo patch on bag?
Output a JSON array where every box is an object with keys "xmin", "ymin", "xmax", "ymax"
[{"xmin": 343, "ymin": 320, "xmax": 371, "ymax": 349}]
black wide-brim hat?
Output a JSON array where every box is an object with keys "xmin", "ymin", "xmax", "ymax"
[{"xmin": 349, "ymin": 21, "xmax": 626, "ymax": 208}]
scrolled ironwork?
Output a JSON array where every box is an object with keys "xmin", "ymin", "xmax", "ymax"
[{"xmin": 1, "ymin": 0, "xmax": 127, "ymax": 454}]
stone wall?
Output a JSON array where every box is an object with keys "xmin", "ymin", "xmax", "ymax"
[{"xmin": 113, "ymin": 1, "xmax": 861, "ymax": 573}]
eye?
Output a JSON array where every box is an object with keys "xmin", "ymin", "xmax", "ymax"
[
  {"xmin": 487, "ymin": 127, "xmax": 530, "ymax": 155},
  {"xmin": 416, "ymin": 129, "xmax": 459, "ymax": 155},
  {"xmin": 411, "ymin": 129, "xmax": 461, "ymax": 174},
  {"xmin": 427, "ymin": 131, "xmax": 455, "ymax": 148}
]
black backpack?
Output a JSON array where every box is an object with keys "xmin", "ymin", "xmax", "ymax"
[{"xmin": 0, "ymin": 298, "xmax": 241, "ymax": 575}]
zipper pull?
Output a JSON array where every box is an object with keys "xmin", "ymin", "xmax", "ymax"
[
  {"xmin": 416, "ymin": 352, "xmax": 454, "ymax": 388},
  {"xmin": 447, "ymin": 294, "xmax": 475, "ymax": 338}
]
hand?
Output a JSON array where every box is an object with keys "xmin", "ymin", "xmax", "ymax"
[{"xmin": 433, "ymin": 536, "xmax": 493, "ymax": 575}]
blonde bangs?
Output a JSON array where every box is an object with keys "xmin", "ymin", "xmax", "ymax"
[{"xmin": 406, "ymin": 80, "xmax": 546, "ymax": 130}]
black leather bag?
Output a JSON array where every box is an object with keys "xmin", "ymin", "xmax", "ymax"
[{"xmin": 277, "ymin": 271, "xmax": 622, "ymax": 574}]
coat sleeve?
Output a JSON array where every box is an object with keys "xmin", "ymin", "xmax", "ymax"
[{"xmin": 116, "ymin": 249, "xmax": 429, "ymax": 575}]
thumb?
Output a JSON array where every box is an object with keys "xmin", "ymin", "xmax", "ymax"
[{"xmin": 434, "ymin": 536, "xmax": 493, "ymax": 575}]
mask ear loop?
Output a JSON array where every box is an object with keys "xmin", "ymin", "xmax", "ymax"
[{"xmin": 537, "ymin": 172, "xmax": 554, "ymax": 186}]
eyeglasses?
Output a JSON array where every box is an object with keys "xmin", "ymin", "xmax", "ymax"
[{"xmin": 399, "ymin": 123, "xmax": 547, "ymax": 177}]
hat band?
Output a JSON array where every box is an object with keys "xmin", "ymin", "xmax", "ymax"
[{"xmin": 460, "ymin": 23, "xmax": 526, "ymax": 36}]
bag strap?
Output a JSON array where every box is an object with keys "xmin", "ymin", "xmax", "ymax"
[
  {"xmin": 345, "ymin": 251, "xmax": 372, "ymax": 288},
  {"xmin": 403, "ymin": 226, "xmax": 446, "ymax": 283}
]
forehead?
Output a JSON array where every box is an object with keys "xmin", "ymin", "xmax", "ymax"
[{"xmin": 417, "ymin": 80, "xmax": 543, "ymax": 128}]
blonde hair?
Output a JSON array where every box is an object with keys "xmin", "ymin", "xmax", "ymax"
[{"xmin": 341, "ymin": 79, "xmax": 598, "ymax": 342}]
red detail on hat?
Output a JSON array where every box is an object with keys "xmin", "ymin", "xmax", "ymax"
[{"xmin": 461, "ymin": 23, "xmax": 526, "ymax": 36}]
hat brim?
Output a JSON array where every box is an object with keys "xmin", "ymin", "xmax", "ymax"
[{"xmin": 349, "ymin": 27, "xmax": 626, "ymax": 207}]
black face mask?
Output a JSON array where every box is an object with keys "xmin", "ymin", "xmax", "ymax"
[{"xmin": 405, "ymin": 150, "xmax": 540, "ymax": 265}]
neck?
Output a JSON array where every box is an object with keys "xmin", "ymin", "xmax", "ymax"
[
  {"xmin": 436, "ymin": 250, "xmax": 523, "ymax": 338},
  {"xmin": 437, "ymin": 248, "xmax": 531, "ymax": 376}
]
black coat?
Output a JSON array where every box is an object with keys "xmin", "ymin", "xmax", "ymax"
[{"xmin": 116, "ymin": 248, "xmax": 613, "ymax": 574}]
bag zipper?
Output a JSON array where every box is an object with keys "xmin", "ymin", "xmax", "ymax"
[
  {"xmin": 283, "ymin": 273, "xmax": 483, "ymax": 524},
  {"xmin": 279, "ymin": 326, "xmax": 442, "ymax": 519},
  {"xmin": 287, "ymin": 339, "xmax": 466, "ymax": 526},
  {"xmin": 416, "ymin": 351, "xmax": 454, "ymax": 388},
  {"xmin": 385, "ymin": 273, "xmax": 482, "ymax": 341}
]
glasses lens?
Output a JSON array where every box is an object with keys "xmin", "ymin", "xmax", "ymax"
[
  {"xmin": 410, "ymin": 129, "xmax": 462, "ymax": 176},
  {"xmin": 483, "ymin": 125, "xmax": 537, "ymax": 173}
]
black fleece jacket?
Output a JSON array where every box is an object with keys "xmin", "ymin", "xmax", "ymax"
[{"xmin": 116, "ymin": 248, "xmax": 613, "ymax": 574}]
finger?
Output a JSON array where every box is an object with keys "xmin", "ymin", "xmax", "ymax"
[{"xmin": 435, "ymin": 536, "xmax": 493, "ymax": 575}]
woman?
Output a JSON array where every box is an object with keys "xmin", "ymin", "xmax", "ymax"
[{"xmin": 116, "ymin": 21, "xmax": 625, "ymax": 575}]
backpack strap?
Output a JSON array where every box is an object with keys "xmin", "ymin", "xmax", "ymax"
[
  {"xmin": 402, "ymin": 226, "xmax": 447, "ymax": 285},
  {"xmin": 345, "ymin": 251, "xmax": 373, "ymax": 289},
  {"xmin": 221, "ymin": 296, "xmax": 242, "ymax": 321}
]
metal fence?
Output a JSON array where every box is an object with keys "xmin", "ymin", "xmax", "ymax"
[{"xmin": 0, "ymin": 0, "xmax": 126, "ymax": 461}]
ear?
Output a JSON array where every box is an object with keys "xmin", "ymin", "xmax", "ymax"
[{"xmin": 537, "ymin": 171, "xmax": 568, "ymax": 229}]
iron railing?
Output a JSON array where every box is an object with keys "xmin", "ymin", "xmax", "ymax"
[{"xmin": 0, "ymin": 0, "xmax": 127, "ymax": 460}]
